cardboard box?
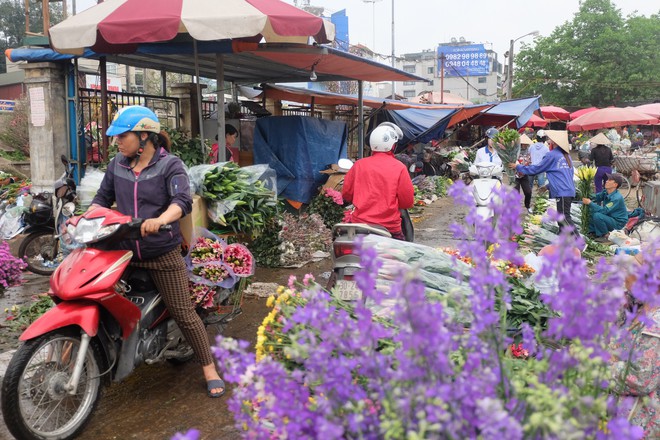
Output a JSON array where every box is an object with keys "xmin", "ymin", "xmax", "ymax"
[
  {"xmin": 320, "ymin": 164, "xmax": 348, "ymax": 191},
  {"xmin": 179, "ymin": 194, "xmax": 209, "ymax": 245}
]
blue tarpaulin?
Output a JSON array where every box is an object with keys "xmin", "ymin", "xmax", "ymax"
[
  {"xmin": 253, "ymin": 116, "xmax": 348, "ymax": 204},
  {"xmin": 369, "ymin": 107, "xmax": 457, "ymax": 150},
  {"xmin": 476, "ymin": 96, "xmax": 540, "ymax": 128}
]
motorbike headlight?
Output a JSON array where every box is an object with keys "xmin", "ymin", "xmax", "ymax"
[{"xmin": 70, "ymin": 218, "xmax": 120, "ymax": 244}]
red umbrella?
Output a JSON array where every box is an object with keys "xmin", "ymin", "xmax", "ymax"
[
  {"xmin": 567, "ymin": 107, "xmax": 659, "ymax": 131},
  {"xmin": 635, "ymin": 103, "xmax": 660, "ymax": 118},
  {"xmin": 540, "ymin": 105, "xmax": 570, "ymax": 121},
  {"xmin": 49, "ymin": 0, "xmax": 334, "ymax": 53},
  {"xmin": 570, "ymin": 107, "xmax": 599, "ymax": 120},
  {"xmin": 523, "ymin": 114, "xmax": 548, "ymax": 128}
]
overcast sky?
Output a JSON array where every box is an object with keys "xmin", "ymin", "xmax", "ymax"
[{"xmin": 287, "ymin": 0, "xmax": 657, "ymax": 62}]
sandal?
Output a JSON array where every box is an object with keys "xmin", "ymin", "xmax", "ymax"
[{"xmin": 206, "ymin": 379, "xmax": 226, "ymax": 398}]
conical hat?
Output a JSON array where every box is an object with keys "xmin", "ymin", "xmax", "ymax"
[
  {"xmin": 588, "ymin": 132, "xmax": 612, "ymax": 146},
  {"xmin": 545, "ymin": 130, "xmax": 570, "ymax": 152},
  {"xmin": 520, "ymin": 133, "xmax": 534, "ymax": 145}
]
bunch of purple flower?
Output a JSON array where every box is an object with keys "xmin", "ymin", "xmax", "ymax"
[
  {"xmin": 212, "ymin": 181, "xmax": 658, "ymax": 439},
  {"xmin": 0, "ymin": 241, "xmax": 26, "ymax": 293}
]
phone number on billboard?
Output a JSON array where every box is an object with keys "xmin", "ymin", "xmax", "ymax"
[
  {"xmin": 445, "ymin": 60, "xmax": 488, "ymax": 67},
  {"xmin": 444, "ymin": 52, "xmax": 488, "ymax": 61}
]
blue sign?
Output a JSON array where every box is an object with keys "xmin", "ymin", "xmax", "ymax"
[
  {"xmin": 437, "ymin": 44, "xmax": 490, "ymax": 77},
  {"xmin": 0, "ymin": 100, "xmax": 16, "ymax": 112}
]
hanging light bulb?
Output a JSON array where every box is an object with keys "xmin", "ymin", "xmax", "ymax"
[{"xmin": 310, "ymin": 63, "xmax": 318, "ymax": 81}]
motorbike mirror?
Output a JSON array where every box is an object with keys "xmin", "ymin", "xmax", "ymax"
[{"xmin": 337, "ymin": 158, "xmax": 354, "ymax": 170}]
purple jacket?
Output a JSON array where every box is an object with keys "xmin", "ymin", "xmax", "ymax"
[{"xmin": 91, "ymin": 148, "xmax": 192, "ymax": 260}]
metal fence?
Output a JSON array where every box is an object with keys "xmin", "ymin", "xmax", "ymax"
[{"xmin": 78, "ymin": 88, "xmax": 179, "ymax": 166}]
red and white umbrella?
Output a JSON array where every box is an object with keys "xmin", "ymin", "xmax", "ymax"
[
  {"xmin": 523, "ymin": 114, "xmax": 548, "ymax": 128},
  {"xmin": 567, "ymin": 107, "xmax": 659, "ymax": 131},
  {"xmin": 49, "ymin": 0, "xmax": 335, "ymax": 54},
  {"xmin": 539, "ymin": 105, "xmax": 570, "ymax": 121},
  {"xmin": 569, "ymin": 106, "xmax": 598, "ymax": 120},
  {"xmin": 635, "ymin": 103, "xmax": 660, "ymax": 119}
]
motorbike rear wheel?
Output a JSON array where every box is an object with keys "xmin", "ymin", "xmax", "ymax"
[
  {"xmin": 1, "ymin": 329, "xmax": 103, "ymax": 440},
  {"xmin": 18, "ymin": 230, "xmax": 61, "ymax": 276}
]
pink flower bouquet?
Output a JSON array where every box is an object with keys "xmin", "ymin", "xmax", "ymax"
[
  {"xmin": 186, "ymin": 228, "xmax": 237, "ymax": 289},
  {"xmin": 224, "ymin": 243, "xmax": 255, "ymax": 277},
  {"xmin": 189, "ymin": 236, "xmax": 225, "ymax": 263}
]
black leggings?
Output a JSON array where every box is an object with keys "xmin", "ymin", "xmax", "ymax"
[
  {"xmin": 514, "ymin": 175, "xmax": 532, "ymax": 209},
  {"xmin": 556, "ymin": 196, "xmax": 578, "ymax": 237}
]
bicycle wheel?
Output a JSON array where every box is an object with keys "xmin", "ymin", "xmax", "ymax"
[{"xmin": 618, "ymin": 175, "xmax": 632, "ymax": 199}]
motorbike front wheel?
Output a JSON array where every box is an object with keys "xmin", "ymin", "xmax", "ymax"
[
  {"xmin": 18, "ymin": 230, "xmax": 61, "ymax": 276},
  {"xmin": 1, "ymin": 329, "xmax": 104, "ymax": 440}
]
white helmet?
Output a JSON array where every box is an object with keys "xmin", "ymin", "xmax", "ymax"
[{"xmin": 370, "ymin": 122, "xmax": 402, "ymax": 152}]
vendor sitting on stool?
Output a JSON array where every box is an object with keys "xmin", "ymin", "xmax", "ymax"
[{"xmin": 582, "ymin": 173, "xmax": 628, "ymax": 240}]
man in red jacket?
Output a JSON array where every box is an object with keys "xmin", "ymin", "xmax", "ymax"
[{"xmin": 342, "ymin": 123, "xmax": 415, "ymax": 240}]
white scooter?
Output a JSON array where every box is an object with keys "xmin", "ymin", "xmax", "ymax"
[{"xmin": 468, "ymin": 161, "xmax": 503, "ymax": 219}]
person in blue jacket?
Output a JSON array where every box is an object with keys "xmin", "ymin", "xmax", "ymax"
[
  {"xmin": 581, "ymin": 173, "xmax": 628, "ymax": 240},
  {"xmin": 508, "ymin": 130, "xmax": 577, "ymax": 236},
  {"xmin": 89, "ymin": 106, "xmax": 226, "ymax": 398}
]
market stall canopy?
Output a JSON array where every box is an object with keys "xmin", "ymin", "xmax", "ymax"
[
  {"xmin": 408, "ymin": 91, "xmax": 473, "ymax": 105},
  {"xmin": 262, "ymin": 84, "xmax": 472, "ymax": 110},
  {"xmin": 523, "ymin": 114, "xmax": 548, "ymax": 128},
  {"xmin": 6, "ymin": 43, "xmax": 426, "ymax": 83},
  {"xmin": 570, "ymin": 107, "xmax": 599, "ymax": 120},
  {"xmin": 567, "ymin": 107, "xmax": 659, "ymax": 131},
  {"xmin": 635, "ymin": 103, "xmax": 660, "ymax": 119},
  {"xmin": 471, "ymin": 96, "xmax": 541, "ymax": 128},
  {"xmin": 540, "ymin": 105, "xmax": 570, "ymax": 121},
  {"xmin": 48, "ymin": 0, "xmax": 335, "ymax": 54}
]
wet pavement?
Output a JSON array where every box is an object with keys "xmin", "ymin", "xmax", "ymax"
[{"xmin": 0, "ymin": 196, "xmax": 465, "ymax": 439}]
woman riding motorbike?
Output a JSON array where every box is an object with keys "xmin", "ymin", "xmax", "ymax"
[{"xmin": 88, "ymin": 105, "xmax": 225, "ymax": 398}]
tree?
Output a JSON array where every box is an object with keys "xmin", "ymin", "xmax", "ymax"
[
  {"xmin": 0, "ymin": 0, "xmax": 64, "ymax": 74},
  {"xmin": 513, "ymin": 0, "xmax": 660, "ymax": 106}
]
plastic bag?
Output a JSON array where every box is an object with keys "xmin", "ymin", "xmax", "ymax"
[
  {"xmin": 188, "ymin": 163, "xmax": 226, "ymax": 196},
  {"xmin": 0, "ymin": 205, "xmax": 26, "ymax": 239},
  {"xmin": 629, "ymin": 220, "xmax": 660, "ymax": 243},
  {"xmin": 185, "ymin": 227, "xmax": 237, "ymax": 288},
  {"xmin": 608, "ymin": 229, "xmax": 640, "ymax": 247},
  {"xmin": 78, "ymin": 168, "xmax": 106, "ymax": 209}
]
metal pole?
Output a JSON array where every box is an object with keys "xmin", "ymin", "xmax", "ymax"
[
  {"xmin": 507, "ymin": 38, "xmax": 514, "ymax": 100},
  {"xmin": 391, "ymin": 0, "xmax": 395, "ymax": 98},
  {"xmin": 193, "ymin": 40, "xmax": 205, "ymax": 158},
  {"xmin": 216, "ymin": 54, "xmax": 226, "ymax": 162},
  {"xmin": 100, "ymin": 56, "xmax": 109, "ymax": 162},
  {"xmin": 440, "ymin": 53, "xmax": 445, "ymax": 104},
  {"xmin": 358, "ymin": 80, "xmax": 364, "ymax": 158}
]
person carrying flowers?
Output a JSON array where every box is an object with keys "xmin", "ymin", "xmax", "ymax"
[
  {"xmin": 581, "ymin": 172, "xmax": 628, "ymax": 241},
  {"xmin": 474, "ymin": 127, "xmax": 503, "ymax": 165},
  {"xmin": 509, "ymin": 130, "xmax": 577, "ymax": 236}
]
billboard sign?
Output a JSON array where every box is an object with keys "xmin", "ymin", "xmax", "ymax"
[
  {"xmin": 0, "ymin": 100, "xmax": 16, "ymax": 112},
  {"xmin": 437, "ymin": 44, "xmax": 489, "ymax": 77}
]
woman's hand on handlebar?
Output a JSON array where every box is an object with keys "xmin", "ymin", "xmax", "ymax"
[{"xmin": 141, "ymin": 218, "xmax": 170, "ymax": 236}]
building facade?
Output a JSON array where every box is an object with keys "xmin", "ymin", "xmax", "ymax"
[{"xmin": 376, "ymin": 41, "xmax": 504, "ymax": 104}]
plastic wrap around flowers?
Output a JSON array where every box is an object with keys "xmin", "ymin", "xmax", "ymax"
[{"xmin": 186, "ymin": 228, "xmax": 255, "ymax": 309}]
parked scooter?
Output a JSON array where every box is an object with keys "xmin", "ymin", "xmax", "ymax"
[
  {"xmin": 18, "ymin": 155, "xmax": 77, "ymax": 275},
  {"xmin": 1, "ymin": 207, "xmax": 206, "ymax": 440},
  {"xmin": 468, "ymin": 161, "xmax": 503, "ymax": 219}
]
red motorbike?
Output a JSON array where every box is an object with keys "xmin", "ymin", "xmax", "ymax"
[{"xmin": 1, "ymin": 207, "xmax": 203, "ymax": 440}]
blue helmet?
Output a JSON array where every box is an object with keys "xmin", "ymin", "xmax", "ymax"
[
  {"xmin": 485, "ymin": 127, "xmax": 499, "ymax": 139},
  {"xmin": 106, "ymin": 106, "xmax": 160, "ymax": 136}
]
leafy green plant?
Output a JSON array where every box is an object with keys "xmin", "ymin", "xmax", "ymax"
[
  {"xmin": 166, "ymin": 127, "xmax": 209, "ymax": 167},
  {"xmin": 4, "ymin": 294, "xmax": 54, "ymax": 332},
  {"xmin": 247, "ymin": 217, "xmax": 283, "ymax": 267},
  {"xmin": 307, "ymin": 187, "xmax": 345, "ymax": 229}
]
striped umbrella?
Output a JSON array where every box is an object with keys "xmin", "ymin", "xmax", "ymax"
[{"xmin": 49, "ymin": 0, "xmax": 335, "ymax": 54}]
